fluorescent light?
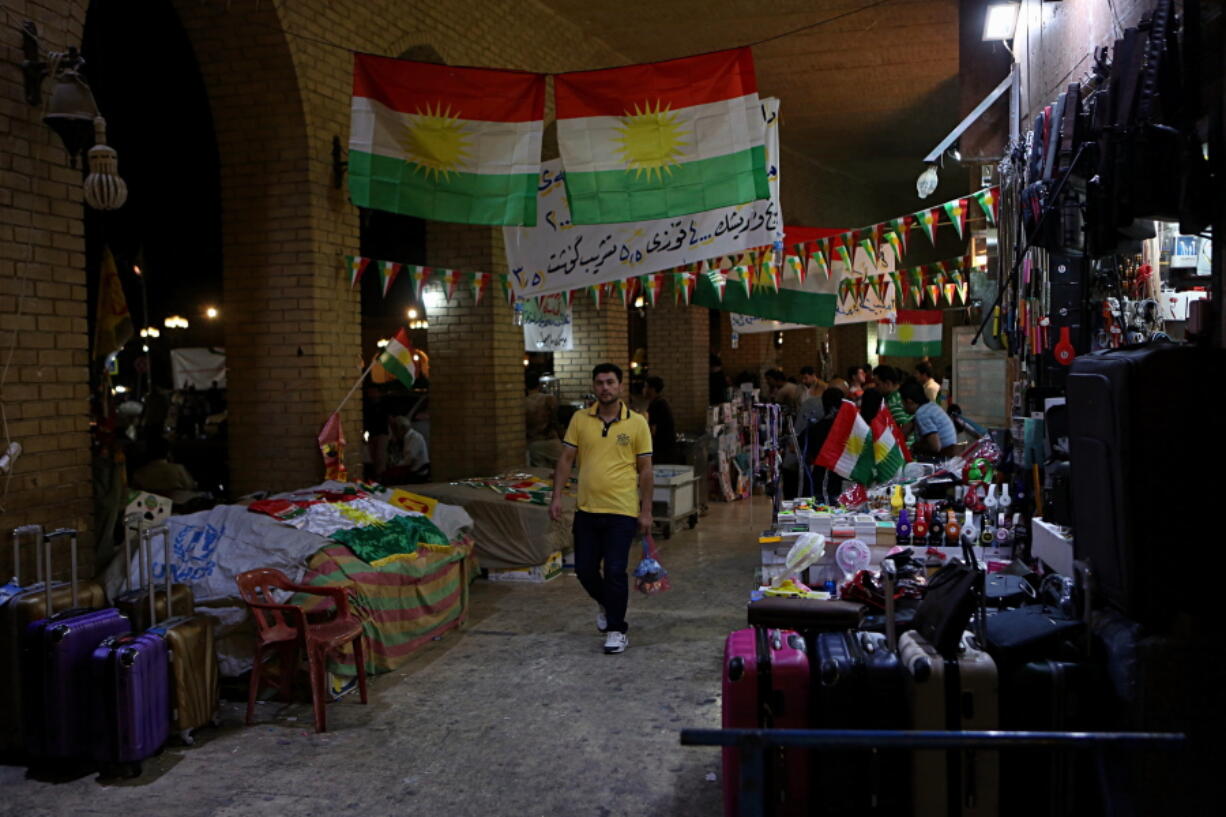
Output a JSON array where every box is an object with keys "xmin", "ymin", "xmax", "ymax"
[{"xmin": 983, "ymin": 3, "xmax": 1020, "ymax": 41}]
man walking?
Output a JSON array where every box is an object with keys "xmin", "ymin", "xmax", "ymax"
[{"xmin": 550, "ymin": 363, "xmax": 654, "ymax": 654}]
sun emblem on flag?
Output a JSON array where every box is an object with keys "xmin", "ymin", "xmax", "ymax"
[
  {"xmin": 846, "ymin": 435, "xmax": 866, "ymax": 456},
  {"xmin": 400, "ymin": 102, "xmax": 472, "ymax": 181},
  {"xmin": 614, "ymin": 100, "xmax": 688, "ymax": 181},
  {"xmin": 898, "ymin": 324, "xmax": 915, "ymax": 342}
]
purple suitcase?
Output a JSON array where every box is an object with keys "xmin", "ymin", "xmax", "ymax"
[
  {"xmin": 22, "ymin": 529, "xmax": 129, "ymax": 760},
  {"xmin": 91, "ymin": 632, "xmax": 170, "ymax": 771},
  {"xmin": 91, "ymin": 524, "xmax": 172, "ymax": 774}
]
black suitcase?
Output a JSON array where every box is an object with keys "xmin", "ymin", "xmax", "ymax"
[
  {"xmin": 1067, "ymin": 343, "xmax": 1226, "ymax": 626},
  {"xmin": 999, "ymin": 659, "xmax": 1104, "ymax": 817},
  {"xmin": 812, "ymin": 630, "xmax": 908, "ymax": 815}
]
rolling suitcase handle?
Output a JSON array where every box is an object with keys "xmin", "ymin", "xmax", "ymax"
[
  {"xmin": 142, "ymin": 524, "xmax": 176, "ymax": 625},
  {"xmin": 882, "ymin": 559, "xmax": 897, "ymax": 652},
  {"xmin": 42, "ymin": 528, "xmax": 81, "ymax": 613},
  {"xmin": 10, "ymin": 524, "xmax": 43, "ymax": 585}
]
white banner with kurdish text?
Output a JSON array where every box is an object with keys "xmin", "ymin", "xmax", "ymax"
[
  {"xmin": 505, "ymin": 99, "xmax": 783, "ymax": 298},
  {"xmin": 729, "ymin": 314, "xmax": 811, "ymax": 334},
  {"xmin": 522, "ymin": 294, "xmax": 574, "ymax": 351}
]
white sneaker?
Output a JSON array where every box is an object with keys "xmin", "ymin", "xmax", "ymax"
[
  {"xmin": 603, "ymin": 631, "xmax": 628, "ymax": 654},
  {"xmin": 596, "ymin": 605, "xmax": 608, "ymax": 633}
]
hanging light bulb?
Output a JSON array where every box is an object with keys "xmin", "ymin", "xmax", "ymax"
[{"xmin": 83, "ymin": 116, "xmax": 127, "ymax": 210}]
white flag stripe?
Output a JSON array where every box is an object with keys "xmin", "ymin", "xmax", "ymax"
[
  {"xmin": 557, "ymin": 94, "xmax": 762, "ymax": 173},
  {"xmin": 350, "ymin": 96, "xmax": 543, "ymax": 176},
  {"xmin": 881, "ymin": 322, "xmax": 942, "ymax": 342}
]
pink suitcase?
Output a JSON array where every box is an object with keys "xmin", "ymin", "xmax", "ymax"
[{"xmin": 722, "ymin": 626, "xmax": 809, "ymax": 817}]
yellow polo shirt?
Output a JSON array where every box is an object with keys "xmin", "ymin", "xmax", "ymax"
[{"xmin": 563, "ymin": 401, "xmax": 652, "ymax": 518}]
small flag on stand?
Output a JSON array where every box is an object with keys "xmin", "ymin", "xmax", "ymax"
[
  {"xmin": 943, "ymin": 198, "xmax": 969, "ymax": 240},
  {"xmin": 318, "ymin": 411, "xmax": 348, "ymax": 482},
  {"xmin": 916, "ymin": 209, "xmax": 940, "ymax": 246},
  {"xmin": 346, "ymin": 255, "xmax": 370, "ymax": 289},
  {"xmin": 815, "ymin": 400, "xmax": 877, "ymax": 485},
  {"xmin": 378, "ymin": 260, "xmax": 401, "ymax": 297},
  {"xmin": 377, "ymin": 327, "xmax": 417, "ymax": 390},
  {"xmin": 870, "ymin": 405, "xmax": 911, "ymax": 483}
]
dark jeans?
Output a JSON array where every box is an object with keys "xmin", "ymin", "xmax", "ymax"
[{"xmin": 572, "ymin": 510, "xmax": 637, "ymax": 634}]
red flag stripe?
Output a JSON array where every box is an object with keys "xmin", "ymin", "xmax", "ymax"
[
  {"xmin": 352, "ymin": 54, "xmax": 545, "ymax": 123},
  {"xmin": 555, "ymin": 48, "xmax": 758, "ymax": 119},
  {"xmin": 814, "ymin": 401, "xmax": 860, "ymax": 469}
]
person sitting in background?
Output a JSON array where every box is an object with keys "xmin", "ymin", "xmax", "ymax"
[
  {"xmin": 806, "ymin": 388, "xmax": 846, "ymax": 504},
  {"xmin": 799, "ymin": 365, "xmax": 825, "ymax": 399},
  {"xmin": 382, "ymin": 415, "xmax": 430, "ymax": 483},
  {"xmin": 525, "ymin": 371, "xmax": 562, "ymax": 468},
  {"xmin": 132, "ymin": 437, "xmax": 200, "ymax": 505},
  {"xmin": 873, "ymin": 365, "xmax": 913, "ymax": 431},
  {"xmin": 644, "ymin": 376, "xmax": 678, "ymax": 465},
  {"xmin": 709, "ymin": 354, "xmax": 730, "ymax": 405},
  {"xmin": 845, "ymin": 365, "xmax": 867, "ymax": 400},
  {"xmin": 915, "ymin": 362, "xmax": 942, "ymax": 405},
  {"xmin": 899, "ymin": 380, "xmax": 958, "ymax": 458}
]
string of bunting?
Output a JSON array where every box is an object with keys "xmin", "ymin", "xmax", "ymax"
[{"xmin": 342, "ymin": 254, "xmax": 503, "ymax": 307}]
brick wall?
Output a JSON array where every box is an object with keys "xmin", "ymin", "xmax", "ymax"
[
  {"xmin": 0, "ymin": 1, "xmax": 96, "ymax": 581},
  {"xmin": 167, "ymin": 0, "xmax": 629, "ymax": 493},
  {"xmin": 552, "ymin": 295, "xmax": 630, "ymax": 403},
  {"xmin": 644, "ymin": 301, "xmax": 709, "ymax": 433}
]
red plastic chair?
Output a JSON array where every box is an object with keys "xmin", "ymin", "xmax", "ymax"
[{"xmin": 235, "ymin": 568, "xmax": 368, "ymax": 732}]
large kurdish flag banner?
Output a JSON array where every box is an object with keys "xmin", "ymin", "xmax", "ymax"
[
  {"xmin": 555, "ymin": 47, "xmax": 769, "ymax": 224},
  {"xmin": 878, "ymin": 310, "xmax": 943, "ymax": 356},
  {"xmin": 348, "ymin": 54, "xmax": 546, "ymax": 226}
]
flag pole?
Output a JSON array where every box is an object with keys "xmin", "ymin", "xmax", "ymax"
[{"xmin": 330, "ymin": 355, "xmax": 378, "ymax": 419}]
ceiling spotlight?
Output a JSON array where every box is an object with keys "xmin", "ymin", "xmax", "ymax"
[
  {"xmin": 205, "ymin": 306, "xmax": 219, "ymax": 319},
  {"xmin": 983, "ymin": 2, "xmax": 1021, "ymax": 41},
  {"xmin": 916, "ymin": 163, "xmax": 939, "ymax": 199}
]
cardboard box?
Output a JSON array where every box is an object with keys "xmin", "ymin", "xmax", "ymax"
[{"xmin": 486, "ymin": 551, "xmax": 564, "ymax": 583}]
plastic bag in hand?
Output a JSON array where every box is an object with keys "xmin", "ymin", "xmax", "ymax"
[{"xmin": 634, "ymin": 534, "xmax": 671, "ymax": 594}]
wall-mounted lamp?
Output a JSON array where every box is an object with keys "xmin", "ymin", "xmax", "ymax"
[
  {"xmin": 983, "ymin": 3, "xmax": 1021, "ymax": 42},
  {"xmin": 21, "ymin": 21, "xmax": 99, "ymax": 167}
]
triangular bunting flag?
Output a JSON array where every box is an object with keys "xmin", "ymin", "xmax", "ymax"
[
  {"xmin": 346, "ymin": 255, "xmax": 370, "ymax": 289},
  {"xmin": 640, "ymin": 273, "xmax": 663, "ymax": 306},
  {"xmin": 857, "ymin": 238, "xmax": 877, "ymax": 268},
  {"xmin": 871, "ymin": 222, "xmax": 885, "ymax": 251},
  {"xmin": 674, "ymin": 271, "xmax": 696, "ymax": 305},
  {"xmin": 443, "ymin": 268, "xmax": 464, "ymax": 301},
  {"xmin": 564, "ymin": 287, "xmax": 576, "ymax": 308},
  {"xmin": 834, "ymin": 243, "xmax": 853, "ymax": 271},
  {"xmin": 704, "ymin": 269, "xmax": 727, "ymax": 303},
  {"xmin": 469, "ymin": 271, "xmax": 491, "ymax": 305},
  {"xmin": 975, "ymin": 186, "xmax": 999, "ymax": 226},
  {"xmin": 916, "ymin": 209, "xmax": 940, "ymax": 246},
  {"xmin": 590, "ymin": 283, "xmax": 604, "ymax": 309},
  {"xmin": 407, "ymin": 265, "xmax": 433, "ymax": 302},
  {"xmin": 785, "ymin": 254, "xmax": 806, "ymax": 285},
  {"xmin": 731, "ymin": 266, "xmax": 753, "ymax": 300},
  {"xmin": 884, "ymin": 232, "xmax": 903, "ymax": 264},
  {"xmin": 810, "ymin": 248, "xmax": 830, "ymax": 280},
  {"xmin": 943, "ymin": 198, "xmax": 968, "ymax": 240},
  {"xmin": 378, "ymin": 260, "xmax": 401, "ymax": 297},
  {"xmin": 499, "ymin": 273, "xmax": 514, "ymax": 305},
  {"xmin": 838, "ymin": 277, "xmax": 855, "ymax": 304},
  {"xmin": 890, "ymin": 216, "xmax": 911, "ymax": 253},
  {"xmin": 615, "ymin": 277, "xmax": 631, "ymax": 307},
  {"xmin": 889, "ymin": 271, "xmax": 903, "ymax": 306}
]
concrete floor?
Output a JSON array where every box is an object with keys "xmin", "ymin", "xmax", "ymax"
[{"xmin": 1, "ymin": 497, "xmax": 776, "ymax": 817}]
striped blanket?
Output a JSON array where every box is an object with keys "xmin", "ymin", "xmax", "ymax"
[{"xmin": 295, "ymin": 536, "xmax": 477, "ymax": 677}]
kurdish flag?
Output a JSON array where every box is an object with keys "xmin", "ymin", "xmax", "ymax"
[
  {"xmin": 878, "ymin": 310, "xmax": 943, "ymax": 357},
  {"xmin": 348, "ymin": 54, "xmax": 546, "ymax": 226},
  {"xmin": 870, "ymin": 407, "xmax": 911, "ymax": 483},
  {"xmin": 377, "ymin": 327, "xmax": 416, "ymax": 390},
  {"xmin": 554, "ymin": 47, "xmax": 768, "ymax": 224},
  {"xmin": 815, "ymin": 400, "xmax": 876, "ymax": 485}
]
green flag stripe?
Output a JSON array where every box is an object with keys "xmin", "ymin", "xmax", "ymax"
[
  {"xmin": 850, "ymin": 442, "xmax": 876, "ymax": 484},
  {"xmin": 379, "ymin": 353, "xmax": 416, "ymax": 389},
  {"xmin": 694, "ymin": 273, "xmax": 836, "ymax": 326},
  {"xmin": 562, "ymin": 146, "xmax": 769, "ymax": 224},
  {"xmin": 348, "ymin": 149, "xmax": 538, "ymax": 226},
  {"xmin": 877, "ymin": 339, "xmax": 942, "ymax": 357}
]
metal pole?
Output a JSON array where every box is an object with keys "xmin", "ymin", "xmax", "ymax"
[{"xmin": 681, "ymin": 728, "xmax": 1188, "ymax": 751}]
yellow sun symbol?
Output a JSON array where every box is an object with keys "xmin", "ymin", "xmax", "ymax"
[
  {"xmin": 400, "ymin": 102, "xmax": 472, "ymax": 181},
  {"xmin": 614, "ymin": 100, "xmax": 688, "ymax": 181},
  {"xmin": 898, "ymin": 324, "xmax": 916, "ymax": 342}
]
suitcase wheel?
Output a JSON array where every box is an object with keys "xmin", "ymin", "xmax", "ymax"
[{"xmin": 179, "ymin": 729, "xmax": 195, "ymax": 746}]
